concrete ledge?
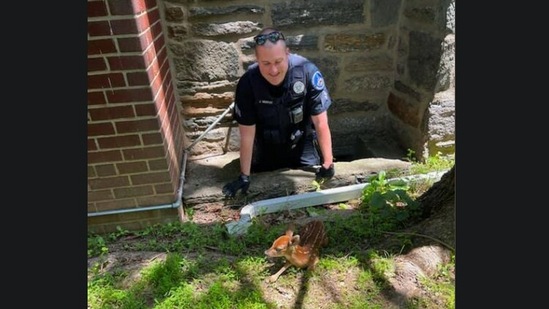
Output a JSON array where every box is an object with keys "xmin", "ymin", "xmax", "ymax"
[{"xmin": 182, "ymin": 151, "xmax": 412, "ymax": 209}]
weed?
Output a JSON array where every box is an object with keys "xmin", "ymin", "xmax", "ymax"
[
  {"xmin": 359, "ymin": 170, "xmax": 421, "ymax": 237},
  {"xmin": 407, "ymin": 150, "xmax": 454, "ymax": 174},
  {"xmin": 87, "ymin": 234, "xmax": 109, "ymax": 258}
]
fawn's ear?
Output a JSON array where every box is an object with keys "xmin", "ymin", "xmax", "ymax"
[
  {"xmin": 285, "ymin": 229, "xmax": 294, "ymax": 238},
  {"xmin": 290, "ymin": 235, "xmax": 300, "ymax": 245},
  {"xmin": 285, "ymin": 222, "xmax": 296, "ymax": 237}
]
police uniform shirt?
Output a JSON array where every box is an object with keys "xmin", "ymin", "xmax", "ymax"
[
  {"xmin": 234, "ymin": 53, "xmax": 331, "ymax": 128},
  {"xmin": 233, "ymin": 53, "xmax": 332, "ymax": 169}
]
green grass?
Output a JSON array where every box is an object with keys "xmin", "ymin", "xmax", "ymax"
[
  {"xmin": 88, "ymin": 153, "xmax": 455, "ymax": 308},
  {"xmin": 88, "ymin": 214, "xmax": 455, "ymax": 308},
  {"xmin": 407, "ymin": 151, "xmax": 454, "ymax": 175}
]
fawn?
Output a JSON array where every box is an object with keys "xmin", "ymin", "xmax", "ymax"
[{"xmin": 264, "ymin": 219, "xmax": 328, "ymax": 282}]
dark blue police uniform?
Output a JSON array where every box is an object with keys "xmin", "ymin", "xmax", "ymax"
[{"xmin": 233, "ymin": 53, "xmax": 332, "ymax": 172}]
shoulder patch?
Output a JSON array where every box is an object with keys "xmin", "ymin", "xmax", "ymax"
[{"xmin": 311, "ymin": 71, "xmax": 325, "ymax": 91}]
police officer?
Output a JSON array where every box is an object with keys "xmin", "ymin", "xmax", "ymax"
[{"xmin": 222, "ymin": 27, "xmax": 335, "ymax": 197}]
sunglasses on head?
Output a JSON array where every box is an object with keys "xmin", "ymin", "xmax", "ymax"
[{"xmin": 253, "ymin": 31, "xmax": 285, "ymax": 46}]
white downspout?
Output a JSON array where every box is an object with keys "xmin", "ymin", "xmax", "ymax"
[{"xmin": 87, "ymin": 103, "xmax": 235, "ymax": 217}]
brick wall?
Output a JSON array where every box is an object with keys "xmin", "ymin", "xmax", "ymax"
[{"xmin": 87, "ymin": 0, "xmax": 185, "ymax": 234}]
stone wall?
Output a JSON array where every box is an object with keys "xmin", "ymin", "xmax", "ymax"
[{"xmin": 161, "ymin": 0, "xmax": 455, "ymax": 161}]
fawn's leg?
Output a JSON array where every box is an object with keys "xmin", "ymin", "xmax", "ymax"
[
  {"xmin": 267, "ymin": 261, "xmax": 292, "ymax": 283},
  {"xmin": 307, "ymin": 255, "xmax": 320, "ymax": 271}
]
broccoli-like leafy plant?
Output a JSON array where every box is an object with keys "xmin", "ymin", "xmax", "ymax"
[{"xmin": 359, "ymin": 170, "xmax": 421, "ymax": 237}]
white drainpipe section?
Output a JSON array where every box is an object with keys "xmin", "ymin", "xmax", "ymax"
[
  {"xmin": 225, "ymin": 170, "xmax": 448, "ymax": 236},
  {"xmin": 87, "ymin": 103, "xmax": 235, "ymax": 217}
]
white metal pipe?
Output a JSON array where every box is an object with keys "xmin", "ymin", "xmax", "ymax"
[
  {"xmin": 226, "ymin": 170, "xmax": 448, "ymax": 235},
  {"xmin": 185, "ymin": 102, "xmax": 234, "ymax": 152}
]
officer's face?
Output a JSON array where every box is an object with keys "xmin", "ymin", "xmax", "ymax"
[{"xmin": 255, "ymin": 41, "xmax": 289, "ymax": 86}]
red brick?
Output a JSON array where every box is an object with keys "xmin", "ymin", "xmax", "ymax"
[
  {"xmin": 88, "ymin": 165, "xmax": 97, "ymax": 178},
  {"xmin": 142, "ymin": 132, "xmax": 162, "ymax": 145},
  {"xmin": 121, "ymin": 28, "xmax": 155, "ymax": 51},
  {"xmin": 155, "ymin": 97, "xmax": 167, "ymax": 118},
  {"xmin": 88, "ymin": 39, "xmax": 117, "ymax": 55},
  {"xmin": 123, "ymin": 145, "xmax": 165, "ymax": 160},
  {"xmin": 109, "ymin": 18, "xmax": 139, "ymax": 35},
  {"xmin": 88, "ymin": 150, "xmax": 123, "ymax": 164},
  {"xmin": 153, "ymin": 30, "xmax": 166, "ymax": 53},
  {"xmin": 116, "ymin": 161, "xmax": 148, "ymax": 174},
  {"xmin": 157, "ymin": 48, "xmax": 168, "ymax": 72},
  {"xmin": 88, "ymin": 57, "xmax": 107, "ymax": 72},
  {"xmin": 151, "ymin": 18, "xmax": 163, "ymax": 40},
  {"xmin": 88, "ymin": 73, "xmax": 126, "ymax": 89},
  {"xmin": 158, "ymin": 59, "xmax": 169, "ymax": 80},
  {"xmin": 143, "ymin": 27, "xmax": 157, "ymax": 47},
  {"xmin": 108, "ymin": 55, "xmax": 146, "ymax": 71},
  {"xmin": 88, "ymin": 122, "xmax": 115, "ymax": 136},
  {"xmin": 97, "ymin": 134, "xmax": 142, "ymax": 149},
  {"xmin": 143, "ymin": 46, "xmax": 158, "ymax": 69},
  {"xmin": 159, "ymin": 77, "xmax": 171, "ymax": 99},
  {"xmin": 166, "ymin": 83, "xmax": 174, "ymax": 99},
  {"xmin": 150, "ymin": 73, "xmax": 163, "ymax": 98},
  {"xmin": 127, "ymin": 72, "xmax": 149, "ymax": 86},
  {"xmin": 108, "ymin": 0, "xmax": 148, "ymax": 16},
  {"xmin": 88, "ymin": 189, "xmax": 114, "ymax": 202},
  {"xmin": 89, "ymin": 105, "xmax": 135, "ymax": 121},
  {"xmin": 145, "ymin": 58, "xmax": 160, "ymax": 81},
  {"xmin": 112, "ymin": 208, "xmax": 171, "ymax": 222},
  {"xmin": 115, "ymin": 118, "xmax": 159, "ymax": 133},
  {"xmin": 88, "ymin": 20, "xmax": 111, "ymax": 37},
  {"xmin": 88, "ymin": 203, "xmax": 98, "ymax": 213},
  {"xmin": 88, "ymin": 91, "xmax": 106, "ymax": 105},
  {"xmin": 135, "ymin": 103, "xmax": 156, "ymax": 116},
  {"xmin": 88, "ymin": 0, "xmax": 108, "ymax": 17},
  {"xmin": 117, "ymin": 37, "xmax": 142, "ymax": 53},
  {"xmin": 131, "ymin": 171, "xmax": 171, "ymax": 185},
  {"xmin": 105, "ymin": 87, "xmax": 153, "ymax": 103},
  {"xmin": 113, "ymin": 185, "xmax": 154, "ymax": 198},
  {"xmin": 148, "ymin": 158, "xmax": 168, "ymax": 171},
  {"xmin": 88, "ymin": 138, "xmax": 98, "ymax": 151},
  {"xmin": 95, "ymin": 198, "xmax": 137, "ymax": 211},
  {"xmin": 146, "ymin": 8, "xmax": 160, "ymax": 27},
  {"xmin": 95, "ymin": 164, "xmax": 117, "ymax": 176},
  {"xmin": 89, "ymin": 176, "xmax": 130, "ymax": 189},
  {"xmin": 136, "ymin": 194, "xmax": 174, "ymax": 206},
  {"xmin": 155, "ymin": 183, "xmax": 176, "ymax": 194},
  {"xmin": 145, "ymin": 0, "xmax": 158, "ymax": 9},
  {"xmin": 132, "ymin": 11, "xmax": 156, "ymax": 34},
  {"xmin": 160, "ymin": 62, "xmax": 171, "ymax": 84}
]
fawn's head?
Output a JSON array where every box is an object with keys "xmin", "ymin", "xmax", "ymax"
[{"xmin": 265, "ymin": 224, "xmax": 301, "ymax": 258}]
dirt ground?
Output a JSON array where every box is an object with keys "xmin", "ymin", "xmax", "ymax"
[{"xmin": 88, "ymin": 193, "xmax": 455, "ymax": 308}]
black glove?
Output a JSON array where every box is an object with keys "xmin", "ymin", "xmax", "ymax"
[
  {"xmin": 222, "ymin": 173, "xmax": 250, "ymax": 197},
  {"xmin": 315, "ymin": 163, "xmax": 335, "ymax": 181}
]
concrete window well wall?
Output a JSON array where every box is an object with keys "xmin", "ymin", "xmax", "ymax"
[{"xmin": 87, "ymin": 0, "xmax": 455, "ymax": 234}]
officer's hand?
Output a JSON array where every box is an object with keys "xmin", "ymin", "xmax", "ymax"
[
  {"xmin": 315, "ymin": 163, "xmax": 335, "ymax": 181},
  {"xmin": 222, "ymin": 174, "xmax": 250, "ymax": 197}
]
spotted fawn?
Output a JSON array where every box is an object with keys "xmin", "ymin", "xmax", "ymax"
[{"xmin": 264, "ymin": 220, "xmax": 328, "ymax": 282}]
